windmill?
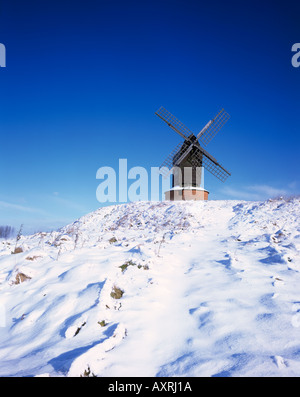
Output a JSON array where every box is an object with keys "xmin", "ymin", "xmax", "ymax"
[{"xmin": 155, "ymin": 106, "xmax": 231, "ymax": 201}]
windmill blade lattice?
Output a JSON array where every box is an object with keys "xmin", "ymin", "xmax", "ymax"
[
  {"xmin": 159, "ymin": 141, "xmax": 189, "ymax": 177},
  {"xmin": 198, "ymin": 109, "xmax": 230, "ymax": 146},
  {"xmin": 155, "ymin": 107, "xmax": 193, "ymax": 140},
  {"xmin": 192, "ymin": 146, "xmax": 230, "ymax": 182}
]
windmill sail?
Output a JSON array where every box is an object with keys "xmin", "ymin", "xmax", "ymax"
[
  {"xmin": 193, "ymin": 146, "xmax": 231, "ymax": 182},
  {"xmin": 159, "ymin": 142, "xmax": 183, "ymax": 176},
  {"xmin": 155, "ymin": 107, "xmax": 193, "ymax": 141},
  {"xmin": 172, "ymin": 141, "xmax": 194, "ymax": 166},
  {"xmin": 197, "ymin": 109, "xmax": 230, "ymax": 146}
]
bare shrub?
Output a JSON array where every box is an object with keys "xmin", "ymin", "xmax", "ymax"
[
  {"xmin": 14, "ymin": 272, "xmax": 31, "ymax": 284},
  {"xmin": 110, "ymin": 285, "xmax": 124, "ymax": 299},
  {"xmin": 12, "ymin": 247, "xmax": 23, "ymax": 254}
]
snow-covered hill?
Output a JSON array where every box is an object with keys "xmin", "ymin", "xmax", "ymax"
[{"xmin": 0, "ymin": 198, "xmax": 300, "ymax": 377}]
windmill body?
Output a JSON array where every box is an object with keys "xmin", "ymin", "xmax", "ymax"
[
  {"xmin": 172, "ymin": 135, "xmax": 203, "ymax": 187},
  {"xmin": 155, "ymin": 107, "xmax": 231, "ymax": 201}
]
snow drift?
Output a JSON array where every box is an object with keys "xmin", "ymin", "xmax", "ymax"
[{"xmin": 0, "ymin": 198, "xmax": 300, "ymax": 377}]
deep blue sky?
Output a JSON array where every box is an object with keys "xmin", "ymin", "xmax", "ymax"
[{"xmin": 0, "ymin": 0, "xmax": 299, "ymax": 233}]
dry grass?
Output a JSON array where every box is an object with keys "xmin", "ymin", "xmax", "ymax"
[
  {"xmin": 119, "ymin": 259, "xmax": 136, "ymax": 272},
  {"xmin": 26, "ymin": 255, "xmax": 42, "ymax": 261},
  {"xmin": 11, "ymin": 247, "xmax": 23, "ymax": 254},
  {"xmin": 14, "ymin": 272, "xmax": 31, "ymax": 284},
  {"xmin": 110, "ymin": 285, "xmax": 124, "ymax": 299}
]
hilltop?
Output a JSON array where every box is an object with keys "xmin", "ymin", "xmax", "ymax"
[{"xmin": 0, "ymin": 198, "xmax": 300, "ymax": 377}]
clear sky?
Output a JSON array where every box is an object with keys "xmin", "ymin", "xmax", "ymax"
[{"xmin": 0, "ymin": 0, "xmax": 299, "ymax": 233}]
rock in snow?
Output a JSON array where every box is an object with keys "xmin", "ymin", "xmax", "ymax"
[{"xmin": 0, "ymin": 198, "xmax": 300, "ymax": 377}]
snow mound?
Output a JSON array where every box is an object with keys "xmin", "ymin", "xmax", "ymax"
[{"xmin": 0, "ymin": 198, "xmax": 300, "ymax": 377}]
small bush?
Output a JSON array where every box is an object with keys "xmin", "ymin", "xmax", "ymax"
[
  {"xmin": 11, "ymin": 247, "xmax": 23, "ymax": 254},
  {"xmin": 14, "ymin": 272, "xmax": 31, "ymax": 284},
  {"xmin": 80, "ymin": 366, "xmax": 96, "ymax": 377},
  {"xmin": 26, "ymin": 255, "xmax": 41, "ymax": 261},
  {"xmin": 109, "ymin": 237, "xmax": 117, "ymax": 244},
  {"xmin": 110, "ymin": 285, "xmax": 124, "ymax": 299},
  {"xmin": 119, "ymin": 259, "xmax": 136, "ymax": 272}
]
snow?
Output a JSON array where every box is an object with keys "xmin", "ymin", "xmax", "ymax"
[
  {"xmin": 0, "ymin": 197, "xmax": 300, "ymax": 377},
  {"xmin": 169, "ymin": 185, "xmax": 208, "ymax": 191}
]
